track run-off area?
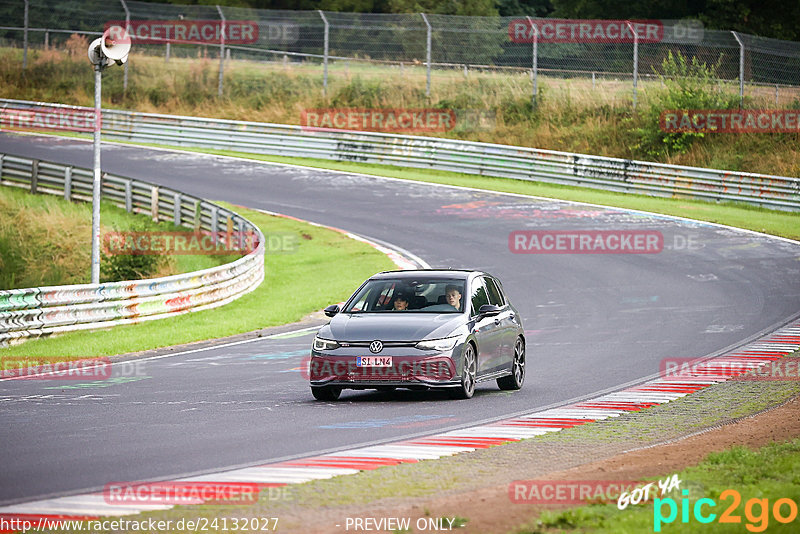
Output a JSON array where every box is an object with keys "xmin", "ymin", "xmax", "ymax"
[{"xmin": 1, "ymin": 133, "xmax": 799, "ymax": 509}]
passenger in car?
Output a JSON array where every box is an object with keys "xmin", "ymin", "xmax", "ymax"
[{"xmin": 392, "ymin": 293, "xmax": 410, "ymax": 311}]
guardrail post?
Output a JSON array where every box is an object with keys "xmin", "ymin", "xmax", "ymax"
[
  {"xmin": 30, "ymin": 159, "xmax": 39, "ymax": 194},
  {"xmin": 420, "ymin": 13, "xmax": 431, "ymax": 98},
  {"xmin": 732, "ymin": 31, "xmax": 745, "ymax": 107},
  {"xmin": 64, "ymin": 166, "xmax": 72, "ymax": 201},
  {"xmin": 124, "ymin": 179, "xmax": 132, "ymax": 212},
  {"xmin": 318, "ymin": 10, "xmax": 329, "ymax": 97},
  {"xmin": 526, "ymin": 16, "xmax": 538, "ymax": 107},
  {"xmin": 193, "ymin": 200, "xmax": 201, "ymax": 230},
  {"xmin": 119, "ymin": 0, "xmax": 131, "ymax": 93},
  {"xmin": 22, "ymin": 0, "xmax": 29, "ymax": 72},
  {"xmin": 211, "ymin": 206, "xmax": 219, "ymax": 242},
  {"xmin": 150, "ymin": 186, "xmax": 159, "ymax": 222},
  {"xmin": 216, "ymin": 5, "xmax": 226, "ymax": 97},
  {"xmin": 173, "ymin": 192, "xmax": 181, "ymax": 226}
]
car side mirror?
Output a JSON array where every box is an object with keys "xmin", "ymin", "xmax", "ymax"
[
  {"xmin": 324, "ymin": 304, "xmax": 340, "ymax": 317},
  {"xmin": 478, "ymin": 304, "xmax": 502, "ymax": 317}
]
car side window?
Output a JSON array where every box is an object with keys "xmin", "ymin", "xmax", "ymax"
[
  {"xmin": 470, "ymin": 279, "xmax": 490, "ymax": 317},
  {"xmin": 484, "ymin": 277, "xmax": 505, "ymax": 307}
]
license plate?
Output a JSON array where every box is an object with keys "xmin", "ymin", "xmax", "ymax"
[{"xmin": 357, "ymin": 356, "xmax": 392, "ymax": 367}]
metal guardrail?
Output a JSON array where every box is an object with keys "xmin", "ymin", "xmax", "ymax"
[
  {"xmin": 3, "ymin": 98, "xmax": 797, "ymax": 211},
  {"xmin": 0, "ymin": 151, "xmax": 265, "ymax": 346}
]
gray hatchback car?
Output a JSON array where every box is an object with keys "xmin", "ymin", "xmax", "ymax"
[{"xmin": 309, "ymin": 270, "xmax": 525, "ymax": 400}]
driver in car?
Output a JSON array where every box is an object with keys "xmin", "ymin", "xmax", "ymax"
[{"xmin": 445, "ymin": 285, "xmax": 462, "ymax": 311}]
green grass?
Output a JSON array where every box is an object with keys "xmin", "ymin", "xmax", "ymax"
[
  {"xmin": 0, "ymin": 184, "xmax": 232, "ymax": 288},
  {"xmin": 1, "ymin": 201, "xmax": 395, "ymax": 357},
  {"xmin": 527, "ymin": 438, "xmax": 800, "ymax": 533}
]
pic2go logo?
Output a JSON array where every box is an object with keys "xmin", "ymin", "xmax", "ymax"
[{"xmin": 654, "ymin": 489, "xmax": 799, "ymax": 532}]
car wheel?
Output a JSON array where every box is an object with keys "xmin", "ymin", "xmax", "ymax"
[
  {"xmin": 497, "ymin": 337, "xmax": 525, "ymax": 390},
  {"xmin": 311, "ymin": 386, "xmax": 342, "ymax": 401},
  {"xmin": 449, "ymin": 343, "xmax": 476, "ymax": 399}
]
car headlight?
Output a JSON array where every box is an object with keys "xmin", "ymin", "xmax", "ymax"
[
  {"xmin": 313, "ymin": 336, "xmax": 340, "ymax": 351},
  {"xmin": 416, "ymin": 336, "xmax": 460, "ymax": 352}
]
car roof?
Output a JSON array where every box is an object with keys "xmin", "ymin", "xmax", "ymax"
[{"xmin": 370, "ymin": 269, "xmax": 488, "ymax": 280}]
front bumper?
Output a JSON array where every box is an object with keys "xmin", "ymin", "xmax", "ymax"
[{"xmin": 309, "ymin": 352, "xmax": 458, "ymax": 388}]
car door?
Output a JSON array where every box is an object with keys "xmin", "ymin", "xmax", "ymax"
[
  {"xmin": 484, "ymin": 276, "xmax": 517, "ymax": 371},
  {"xmin": 469, "ymin": 277, "xmax": 502, "ymax": 375}
]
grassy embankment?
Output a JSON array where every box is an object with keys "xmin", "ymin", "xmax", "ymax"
[
  {"xmin": 1, "ymin": 42, "xmax": 799, "ymax": 177},
  {"xmin": 0, "ymin": 184, "xmax": 233, "ymax": 288}
]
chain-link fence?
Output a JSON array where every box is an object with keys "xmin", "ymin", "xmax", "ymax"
[{"xmin": 2, "ymin": 0, "xmax": 800, "ymax": 108}]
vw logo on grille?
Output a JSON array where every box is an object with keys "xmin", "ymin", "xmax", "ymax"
[{"xmin": 369, "ymin": 340, "xmax": 383, "ymax": 354}]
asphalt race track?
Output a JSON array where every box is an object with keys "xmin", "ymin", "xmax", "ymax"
[{"xmin": 1, "ymin": 133, "xmax": 799, "ymax": 504}]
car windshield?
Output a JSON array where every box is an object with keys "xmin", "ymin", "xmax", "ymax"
[{"xmin": 343, "ymin": 278, "xmax": 466, "ymax": 313}]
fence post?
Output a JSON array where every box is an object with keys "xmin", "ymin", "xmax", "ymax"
[
  {"xmin": 44, "ymin": 30, "xmax": 49, "ymax": 49},
  {"xmin": 732, "ymin": 31, "xmax": 745, "ymax": 107},
  {"xmin": 216, "ymin": 5, "xmax": 226, "ymax": 97},
  {"xmin": 64, "ymin": 166, "xmax": 72, "ymax": 201},
  {"xmin": 119, "ymin": 0, "xmax": 130, "ymax": 92},
  {"xmin": 420, "ymin": 13, "xmax": 431, "ymax": 98},
  {"xmin": 526, "ymin": 16, "xmax": 538, "ymax": 107},
  {"xmin": 165, "ymin": 42, "xmax": 170, "ymax": 62},
  {"xmin": 626, "ymin": 21, "xmax": 638, "ymax": 111},
  {"xmin": 318, "ymin": 10, "xmax": 329, "ymax": 97},
  {"xmin": 23, "ymin": 0, "xmax": 29, "ymax": 71}
]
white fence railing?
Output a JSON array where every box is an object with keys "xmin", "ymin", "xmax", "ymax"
[
  {"xmin": 0, "ymin": 152, "xmax": 265, "ymax": 345},
  {"xmin": 3, "ymin": 98, "xmax": 797, "ymax": 211}
]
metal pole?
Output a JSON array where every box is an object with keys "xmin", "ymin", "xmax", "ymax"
[
  {"xmin": 318, "ymin": 10, "xmax": 329, "ymax": 97},
  {"xmin": 23, "ymin": 0, "xmax": 29, "ymax": 71},
  {"xmin": 91, "ymin": 65, "xmax": 102, "ymax": 284},
  {"xmin": 216, "ymin": 5, "xmax": 225, "ymax": 97},
  {"xmin": 627, "ymin": 21, "xmax": 638, "ymax": 111},
  {"xmin": 420, "ymin": 13, "xmax": 431, "ymax": 98},
  {"xmin": 119, "ymin": 0, "xmax": 130, "ymax": 92},
  {"xmin": 526, "ymin": 16, "xmax": 538, "ymax": 107},
  {"xmin": 165, "ymin": 42, "xmax": 170, "ymax": 63},
  {"xmin": 732, "ymin": 31, "xmax": 745, "ymax": 107}
]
